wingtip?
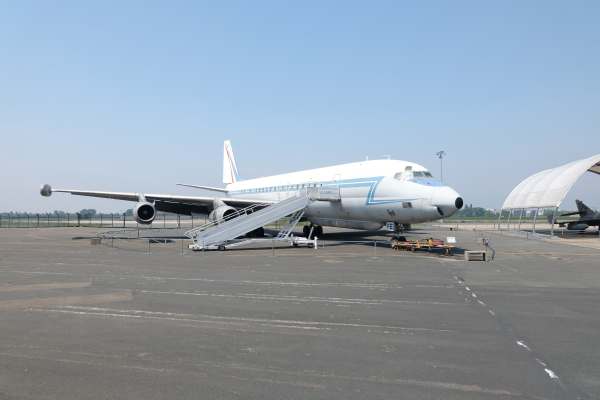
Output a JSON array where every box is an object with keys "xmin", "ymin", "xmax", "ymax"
[{"xmin": 40, "ymin": 184, "xmax": 52, "ymax": 197}]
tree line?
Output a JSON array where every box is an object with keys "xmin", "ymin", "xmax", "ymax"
[{"xmin": 0, "ymin": 209, "xmax": 134, "ymax": 218}]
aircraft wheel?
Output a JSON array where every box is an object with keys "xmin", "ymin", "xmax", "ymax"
[
  {"xmin": 218, "ymin": 245, "xmax": 226, "ymax": 251},
  {"xmin": 303, "ymin": 225, "xmax": 310, "ymax": 237},
  {"xmin": 315, "ymin": 226, "xmax": 323, "ymax": 237}
]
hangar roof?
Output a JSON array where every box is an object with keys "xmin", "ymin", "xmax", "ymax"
[{"xmin": 501, "ymin": 154, "xmax": 600, "ymax": 209}]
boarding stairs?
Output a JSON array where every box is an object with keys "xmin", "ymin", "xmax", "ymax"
[{"xmin": 186, "ymin": 194, "xmax": 311, "ymax": 250}]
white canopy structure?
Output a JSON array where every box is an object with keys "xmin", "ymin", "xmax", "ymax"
[
  {"xmin": 502, "ymin": 154, "xmax": 600, "ymax": 210},
  {"xmin": 498, "ymin": 154, "xmax": 600, "ymax": 233}
]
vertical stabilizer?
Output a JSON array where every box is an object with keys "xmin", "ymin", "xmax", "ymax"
[
  {"xmin": 222, "ymin": 140, "xmax": 239, "ymax": 184},
  {"xmin": 575, "ymin": 199, "xmax": 594, "ymax": 217}
]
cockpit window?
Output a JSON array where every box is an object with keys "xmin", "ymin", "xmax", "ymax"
[
  {"xmin": 413, "ymin": 171, "xmax": 433, "ymax": 178},
  {"xmin": 394, "ymin": 172, "xmax": 403, "ymax": 180}
]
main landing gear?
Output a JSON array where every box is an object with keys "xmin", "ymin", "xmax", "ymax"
[{"xmin": 303, "ymin": 224, "xmax": 323, "ymax": 238}]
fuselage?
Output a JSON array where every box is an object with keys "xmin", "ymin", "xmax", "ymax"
[{"xmin": 225, "ymin": 159, "xmax": 463, "ymax": 230}]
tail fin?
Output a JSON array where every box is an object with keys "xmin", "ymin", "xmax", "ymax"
[
  {"xmin": 575, "ymin": 199, "xmax": 594, "ymax": 217},
  {"xmin": 222, "ymin": 140, "xmax": 239, "ymax": 184}
]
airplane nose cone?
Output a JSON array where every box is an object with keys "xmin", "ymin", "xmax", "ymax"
[
  {"xmin": 455, "ymin": 196, "xmax": 464, "ymax": 209},
  {"xmin": 432, "ymin": 186, "xmax": 463, "ymax": 217}
]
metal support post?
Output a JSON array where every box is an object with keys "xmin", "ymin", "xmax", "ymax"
[
  {"xmin": 550, "ymin": 206, "xmax": 558, "ymax": 237},
  {"xmin": 496, "ymin": 209, "xmax": 503, "ymax": 230},
  {"xmin": 532, "ymin": 208, "xmax": 539, "ymax": 234},
  {"xmin": 517, "ymin": 208, "xmax": 524, "ymax": 231},
  {"xmin": 506, "ymin": 210, "xmax": 512, "ymax": 230}
]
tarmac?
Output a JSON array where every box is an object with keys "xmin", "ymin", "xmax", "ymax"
[{"xmin": 0, "ymin": 226, "xmax": 599, "ymax": 399}]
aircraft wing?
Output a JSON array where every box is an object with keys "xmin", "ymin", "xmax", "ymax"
[
  {"xmin": 40, "ymin": 185, "xmax": 273, "ymax": 215},
  {"xmin": 558, "ymin": 211, "xmax": 582, "ymax": 217}
]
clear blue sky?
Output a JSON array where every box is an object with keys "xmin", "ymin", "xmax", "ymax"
[{"xmin": 1, "ymin": 1, "xmax": 599, "ymax": 212}]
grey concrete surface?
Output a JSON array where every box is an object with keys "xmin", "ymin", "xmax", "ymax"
[{"xmin": 0, "ymin": 226, "xmax": 598, "ymax": 399}]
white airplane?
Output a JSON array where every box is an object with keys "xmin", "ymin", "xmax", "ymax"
[{"xmin": 41, "ymin": 140, "xmax": 463, "ymax": 237}]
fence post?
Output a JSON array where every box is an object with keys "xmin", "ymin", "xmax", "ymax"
[
  {"xmin": 122, "ymin": 213, "xmax": 125, "ymax": 228},
  {"xmin": 111, "ymin": 213, "xmax": 114, "ymax": 227},
  {"xmin": 373, "ymin": 240, "xmax": 377, "ymax": 256},
  {"xmin": 37, "ymin": 214, "xmax": 40, "ymax": 227}
]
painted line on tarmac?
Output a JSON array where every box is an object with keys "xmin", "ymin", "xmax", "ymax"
[
  {"xmin": 138, "ymin": 289, "xmax": 463, "ymax": 306},
  {"xmin": 32, "ymin": 305, "xmax": 456, "ymax": 334},
  {"xmin": 452, "ymin": 276, "xmax": 566, "ymax": 391},
  {"xmin": 0, "ymin": 281, "xmax": 91, "ymax": 292}
]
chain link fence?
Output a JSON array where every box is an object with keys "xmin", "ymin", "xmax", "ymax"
[{"xmin": 0, "ymin": 213, "xmax": 208, "ymax": 229}]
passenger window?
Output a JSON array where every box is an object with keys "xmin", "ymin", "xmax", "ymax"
[
  {"xmin": 413, "ymin": 171, "xmax": 424, "ymax": 177},
  {"xmin": 402, "ymin": 202, "xmax": 413, "ymax": 209},
  {"xmin": 424, "ymin": 172, "xmax": 432, "ymax": 177}
]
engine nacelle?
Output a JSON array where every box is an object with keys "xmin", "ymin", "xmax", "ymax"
[
  {"xmin": 209, "ymin": 205, "xmax": 237, "ymax": 223},
  {"xmin": 134, "ymin": 202, "xmax": 156, "ymax": 224},
  {"xmin": 567, "ymin": 222, "xmax": 589, "ymax": 231}
]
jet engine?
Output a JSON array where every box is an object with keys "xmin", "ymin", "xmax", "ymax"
[
  {"xmin": 567, "ymin": 222, "xmax": 589, "ymax": 231},
  {"xmin": 134, "ymin": 202, "xmax": 156, "ymax": 224},
  {"xmin": 209, "ymin": 205, "xmax": 237, "ymax": 223}
]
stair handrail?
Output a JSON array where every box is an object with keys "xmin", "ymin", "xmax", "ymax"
[{"xmin": 184, "ymin": 202, "xmax": 269, "ymax": 239}]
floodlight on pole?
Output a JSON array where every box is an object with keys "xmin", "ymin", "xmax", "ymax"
[{"xmin": 436, "ymin": 150, "xmax": 446, "ymax": 182}]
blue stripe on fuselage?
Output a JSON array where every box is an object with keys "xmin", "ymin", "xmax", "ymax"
[{"xmin": 228, "ymin": 176, "xmax": 420, "ymax": 205}]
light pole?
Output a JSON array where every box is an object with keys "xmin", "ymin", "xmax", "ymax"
[{"xmin": 436, "ymin": 150, "xmax": 446, "ymax": 182}]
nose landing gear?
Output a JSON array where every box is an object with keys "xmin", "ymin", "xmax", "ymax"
[{"xmin": 392, "ymin": 223, "xmax": 410, "ymax": 241}]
